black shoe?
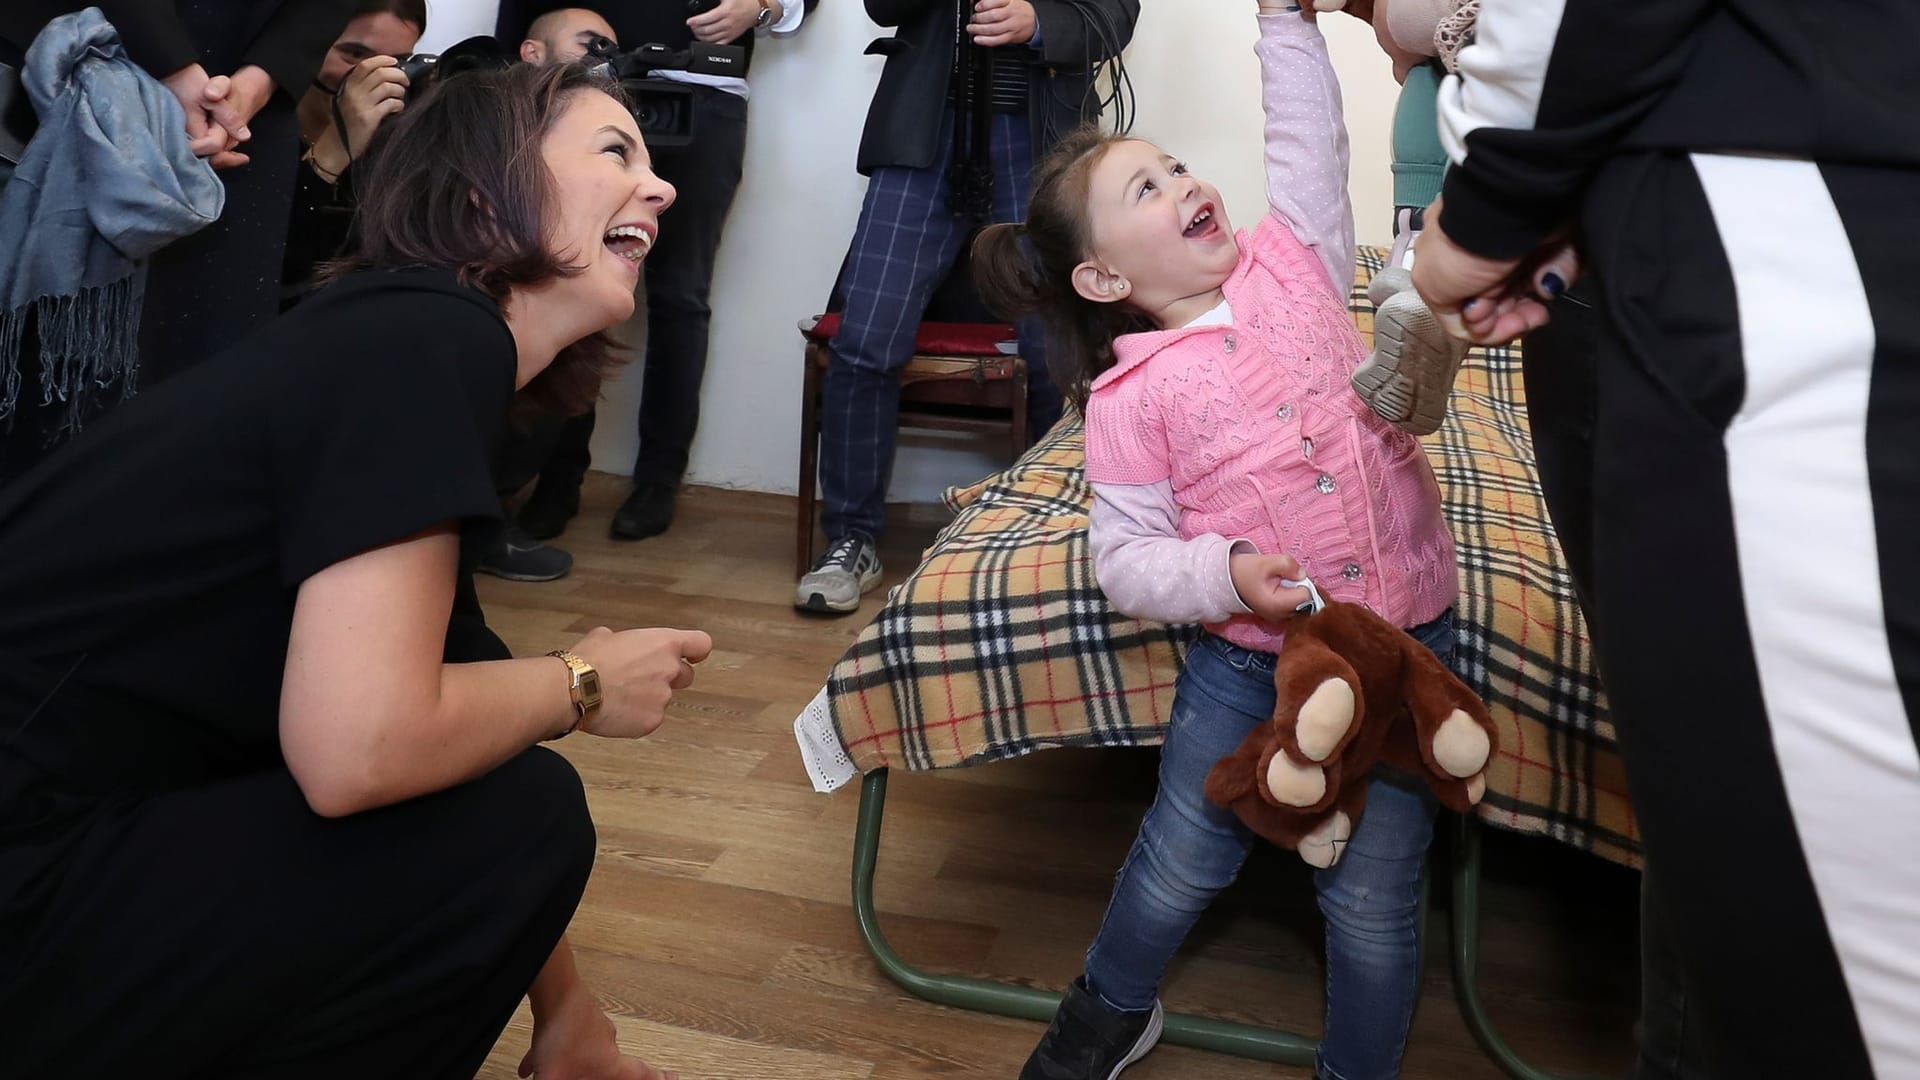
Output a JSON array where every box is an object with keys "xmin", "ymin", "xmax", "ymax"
[
  {"xmin": 516, "ymin": 480, "xmax": 581, "ymax": 541},
  {"xmin": 1020, "ymin": 977, "xmax": 1163, "ymax": 1080},
  {"xmin": 476, "ymin": 524, "xmax": 574, "ymax": 582},
  {"xmin": 610, "ymin": 482, "xmax": 677, "ymax": 541}
]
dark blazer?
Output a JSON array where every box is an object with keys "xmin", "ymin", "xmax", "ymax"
[
  {"xmin": 856, "ymin": 0, "xmax": 1138, "ymax": 175},
  {"xmin": 0, "ymin": 0, "xmax": 351, "ymax": 99}
]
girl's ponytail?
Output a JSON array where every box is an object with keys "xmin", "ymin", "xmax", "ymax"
[{"xmin": 971, "ymin": 125, "xmax": 1152, "ymax": 416}]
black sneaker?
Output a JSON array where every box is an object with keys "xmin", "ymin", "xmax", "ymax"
[
  {"xmin": 610, "ymin": 482, "xmax": 677, "ymax": 541},
  {"xmin": 1020, "ymin": 977, "xmax": 1164, "ymax": 1080},
  {"xmin": 476, "ymin": 524, "xmax": 574, "ymax": 582},
  {"xmin": 516, "ymin": 479, "xmax": 581, "ymax": 541},
  {"xmin": 793, "ymin": 533, "xmax": 881, "ymax": 614}
]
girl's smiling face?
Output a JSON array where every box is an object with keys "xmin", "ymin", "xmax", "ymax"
[{"xmin": 1072, "ymin": 138, "xmax": 1241, "ymax": 327}]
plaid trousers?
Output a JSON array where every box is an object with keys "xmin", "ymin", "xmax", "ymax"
[{"xmin": 818, "ymin": 109, "xmax": 1059, "ymax": 546}]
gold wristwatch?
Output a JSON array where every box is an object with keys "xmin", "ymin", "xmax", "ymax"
[{"xmin": 547, "ymin": 650, "xmax": 602, "ymax": 736}]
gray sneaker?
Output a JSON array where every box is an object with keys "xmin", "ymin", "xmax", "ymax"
[
  {"xmin": 795, "ymin": 534, "xmax": 881, "ymax": 614},
  {"xmin": 1350, "ymin": 267, "xmax": 1471, "ymax": 437},
  {"xmin": 477, "ymin": 524, "xmax": 574, "ymax": 582}
]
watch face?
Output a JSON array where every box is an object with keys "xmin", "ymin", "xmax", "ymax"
[{"xmin": 579, "ymin": 668, "xmax": 603, "ymax": 704}]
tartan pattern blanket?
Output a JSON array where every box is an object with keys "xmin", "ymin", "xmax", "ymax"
[{"xmin": 823, "ymin": 248, "xmax": 1641, "ymax": 867}]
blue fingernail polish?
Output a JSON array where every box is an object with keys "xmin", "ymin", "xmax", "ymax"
[
  {"xmin": 1461, "ymin": 298, "xmax": 1483, "ymax": 316},
  {"xmin": 1540, "ymin": 272, "xmax": 1565, "ymax": 299}
]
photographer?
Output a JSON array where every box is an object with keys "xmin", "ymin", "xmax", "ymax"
[
  {"xmin": 281, "ymin": 0, "xmax": 426, "ymax": 303},
  {"xmin": 493, "ymin": 0, "xmax": 813, "ymax": 545}
]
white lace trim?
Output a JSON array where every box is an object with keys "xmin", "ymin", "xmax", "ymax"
[
  {"xmin": 793, "ymin": 686, "xmax": 858, "ymax": 793},
  {"xmin": 1435, "ymin": 0, "xmax": 1479, "ymax": 73}
]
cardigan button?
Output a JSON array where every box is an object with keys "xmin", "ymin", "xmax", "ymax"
[
  {"xmin": 1316, "ymin": 472, "xmax": 1337, "ymax": 494},
  {"xmin": 1276, "ymin": 402, "xmax": 1294, "ymax": 421},
  {"xmin": 1223, "ymin": 333, "xmax": 1237, "ymax": 354},
  {"xmin": 1343, "ymin": 562, "xmax": 1363, "ymax": 581}
]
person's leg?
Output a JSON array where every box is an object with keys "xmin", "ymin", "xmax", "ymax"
[
  {"xmin": 818, "ymin": 119, "xmax": 970, "ymax": 550},
  {"xmin": 1523, "ymin": 277, "xmax": 1712, "ymax": 1078},
  {"xmin": 479, "ymin": 414, "xmax": 575, "ymax": 583},
  {"xmin": 801, "ymin": 114, "xmax": 970, "ymax": 612},
  {"xmin": 1576, "ymin": 152, "xmax": 1920, "ymax": 1077},
  {"xmin": 1634, "ymin": 865, "xmax": 1716, "ymax": 1080},
  {"xmin": 521, "ymin": 410, "xmax": 597, "ymax": 540},
  {"xmin": 990, "ymin": 112, "xmax": 1061, "ymax": 439},
  {"xmin": 1312, "ymin": 612, "xmax": 1451, "ymax": 1080},
  {"xmin": 614, "ymin": 88, "xmax": 749, "ymax": 540},
  {"xmin": 1312, "ymin": 775, "xmax": 1434, "ymax": 1080},
  {"xmin": 1023, "ymin": 636, "xmax": 1273, "ymax": 1079},
  {"xmin": 1081, "ymin": 637, "xmax": 1273, "ymax": 1007},
  {"xmin": 4, "ymin": 747, "xmax": 595, "ymax": 1079}
]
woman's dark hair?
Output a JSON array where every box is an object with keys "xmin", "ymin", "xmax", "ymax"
[
  {"xmin": 351, "ymin": 0, "xmax": 429, "ymax": 35},
  {"xmin": 331, "ymin": 62, "xmax": 626, "ymax": 415},
  {"xmin": 973, "ymin": 125, "xmax": 1154, "ymax": 415}
]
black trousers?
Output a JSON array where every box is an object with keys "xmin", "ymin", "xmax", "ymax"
[
  {"xmin": 1, "ymin": 748, "xmax": 595, "ymax": 1078},
  {"xmin": 1530, "ymin": 151, "xmax": 1920, "ymax": 1078},
  {"xmin": 1524, "ymin": 285, "xmax": 1714, "ymax": 1080}
]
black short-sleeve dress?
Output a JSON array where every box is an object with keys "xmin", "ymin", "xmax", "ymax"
[{"xmin": 0, "ymin": 269, "xmax": 596, "ymax": 1075}]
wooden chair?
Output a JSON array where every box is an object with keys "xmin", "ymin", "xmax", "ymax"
[{"xmin": 795, "ymin": 314, "xmax": 1028, "ymax": 577}]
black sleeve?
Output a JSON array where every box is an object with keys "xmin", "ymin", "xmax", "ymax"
[
  {"xmin": 240, "ymin": 0, "xmax": 353, "ymax": 103},
  {"xmin": 1028, "ymin": 0, "xmax": 1138, "ymax": 67},
  {"xmin": 0, "ymin": 2, "xmax": 199, "ymax": 78},
  {"xmin": 1436, "ymin": 0, "xmax": 1720, "ymax": 259},
  {"xmin": 270, "ymin": 285, "xmax": 516, "ymax": 587},
  {"xmin": 863, "ymin": 0, "xmax": 941, "ymax": 30}
]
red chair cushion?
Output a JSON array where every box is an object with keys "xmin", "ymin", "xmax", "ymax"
[{"xmin": 806, "ymin": 312, "xmax": 1016, "ymax": 357}]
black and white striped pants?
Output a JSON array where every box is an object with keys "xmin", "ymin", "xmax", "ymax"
[{"xmin": 1532, "ymin": 151, "xmax": 1920, "ymax": 1078}]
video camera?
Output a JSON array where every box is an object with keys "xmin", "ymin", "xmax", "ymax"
[{"xmin": 582, "ymin": 35, "xmax": 745, "ymax": 149}]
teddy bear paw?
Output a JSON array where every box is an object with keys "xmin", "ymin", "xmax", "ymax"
[
  {"xmin": 1432, "ymin": 708, "xmax": 1492, "ymax": 778},
  {"xmin": 1297, "ymin": 810, "xmax": 1353, "ymax": 869},
  {"xmin": 1294, "ymin": 676, "xmax": 1357, "ymax": 761},
  {"xmin": 1264, "ymin": 750, "xmax": 1327, "ymax": 807},
  {"xmin": 1465, "ymin": 773, "xmax": 1487, "ymax": 805}
]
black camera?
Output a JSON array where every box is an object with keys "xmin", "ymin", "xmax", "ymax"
[
  {"xmin": 388, "ymin": 36, "xmax": 515, "ymax": 90},
  {"xmin": 583, "ymin": 37, "xmax": 746, "ymax": 149}
]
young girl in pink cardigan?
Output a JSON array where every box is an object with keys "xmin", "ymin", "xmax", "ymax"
[{"xmin": 973, "ymin": 5, "xmax": 1459, "ymax": 1078}]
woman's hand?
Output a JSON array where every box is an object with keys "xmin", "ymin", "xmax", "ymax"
[
  {"xmin": 520, "ymin": 983, "xmax": 677, "ymax": 1080},
  {"xmin": 567, "ymin": 626, "xmax": 714, "ymax": 739},
  {"xmin": 160, "ymin": 63, "xmax": 237, "ymax": 161},
  {"xmin": 335, "ymin": 56, "xmax": 411, "ymax": 158},
  {"xmin": 307, "ymin": 57, "xmax": 409, "ymax": 182},
  {"xmin": 199, "ymin": 64, "xmax": 275, "ymax": 167},
  {"xmin": 1411, "ymin": 197, "xmax": 1582, "ymax": 345},
  {"xmin": 1229, "ymin": 551, "xmax": 1314, "ymax": 622}
]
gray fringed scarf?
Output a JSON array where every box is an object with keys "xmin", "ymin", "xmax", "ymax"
[{"xmin": 0, "ymin": 7, "xmax": 224, "ymax": 432}]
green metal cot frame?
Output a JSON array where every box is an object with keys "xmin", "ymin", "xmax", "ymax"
[{"xmin": 851, "ymin": 768, "xmax": 1594, "ymax": 1080}]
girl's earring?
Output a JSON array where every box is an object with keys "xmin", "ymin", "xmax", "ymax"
[{"xmin": 1116, "ymin": 279, "xmax": 1130, "ymax": 295}]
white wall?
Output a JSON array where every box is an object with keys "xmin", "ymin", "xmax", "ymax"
[{"xmin": 420, "ymin": 2, "xmax": 1405, "ymax": 499}]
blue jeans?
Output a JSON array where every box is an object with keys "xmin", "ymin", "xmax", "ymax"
[{"xmin": 1082, "ymin": 613, "xmax": 1457, "ymax": 1080}]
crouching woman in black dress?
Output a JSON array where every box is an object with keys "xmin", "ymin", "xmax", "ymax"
[{"xmin": 0, "ymin": 62, "xmax": 691, "ymax": 1079}]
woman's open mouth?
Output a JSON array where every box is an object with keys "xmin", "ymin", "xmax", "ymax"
[{"xmin": 604, "ymin": 224, "xmax": 653, "ymax": 265}]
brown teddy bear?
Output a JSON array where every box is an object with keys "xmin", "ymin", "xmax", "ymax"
[{"xmin": 1203, "ymin": 597, "xmax": 1496, "ymax": 868}]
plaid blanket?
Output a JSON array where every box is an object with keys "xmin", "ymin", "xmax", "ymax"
[{"xmin": 823, "ymin": 249, "xmax": 1640, "ymax": 868}]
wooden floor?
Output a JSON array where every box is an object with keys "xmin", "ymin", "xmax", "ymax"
[{"xmin": 475, "ymin": 474, "xmax": 1642, "ymax": 1080}]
